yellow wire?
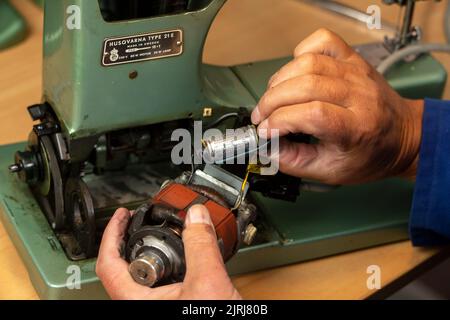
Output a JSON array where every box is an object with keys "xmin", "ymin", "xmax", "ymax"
[
  {"xmin": 241, "ymin": 167, "xmax": 251, "ymax": 192},
  {"xmin": 232, "ymin": 165, "xmax": 252, "ymax": 211}
]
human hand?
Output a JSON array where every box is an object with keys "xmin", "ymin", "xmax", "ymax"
[
  {"xmin": 251, "ymin": 28, "xmax": 424, "ymax": 185},
  {"xmin": 96, "ymin": 205, "xmax": 241, "ymax": 300}
]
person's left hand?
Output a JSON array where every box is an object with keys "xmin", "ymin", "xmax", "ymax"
[{"xmin": 95, "ymin": 204, "xmax": 241, "ymax": 300}]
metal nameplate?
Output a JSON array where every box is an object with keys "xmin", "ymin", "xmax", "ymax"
[{"xmin": 101, "ymin": 29, "xmax": 183, "ymax": 67}]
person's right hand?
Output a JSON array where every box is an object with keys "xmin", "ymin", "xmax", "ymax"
[{"xmin": 252, "ymin": 28, "xmax": 424, "ymax": 185}]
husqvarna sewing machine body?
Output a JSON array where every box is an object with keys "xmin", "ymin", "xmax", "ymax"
[{"xmin": 0, "ymin": 0, "xmax": 447, "ymax": 298}]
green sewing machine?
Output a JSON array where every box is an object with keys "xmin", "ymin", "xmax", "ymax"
[{"xmin": 0, "ymin": 0, "xmax": 446, "ymax": 299}]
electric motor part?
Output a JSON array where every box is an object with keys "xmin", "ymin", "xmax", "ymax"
[
  {"xmin": 202, "ymin": 125, "xmax": 259, "ymax": 164},
  {"xmin": 130, "ymin": 248, "xmax": 167, "ymax": 287},
  {"xmin": 126, "ymin": 182, "xmax": 249, "ymax": 287},
  {"xmin": 127, "ymin": 225, "xmax": 185, "ymax": 287},
  {"xmin": 190, "ymin": 164, "xmax": 249, "ymax": 208}
]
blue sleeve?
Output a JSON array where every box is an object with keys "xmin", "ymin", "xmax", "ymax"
[{"xmin": 410, "ymin": 98, "xmax": 450, "ymax": 246}]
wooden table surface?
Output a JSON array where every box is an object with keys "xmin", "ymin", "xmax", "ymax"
[{"xmin": 0, "ymin": 0, "xmax": 448, "ymax": 300}]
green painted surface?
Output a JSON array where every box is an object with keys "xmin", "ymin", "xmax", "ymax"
[
  {"xmin": 254, "ymin": 180, "xmax": 413, "ymax": 243},
  {"xmin": 386, "ymin": 54, "xmax": 448, "ymax": 99},
  {"xmin": 0, "ymin": 0, "xmax": 27, "ymax": 50}
]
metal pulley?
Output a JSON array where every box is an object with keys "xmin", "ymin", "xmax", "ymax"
[
  {"xmin": 64, "ymin": 178, "xmax": 97, "ymax": 258},
  {"xmin": 9, "ymin": 132, "xmax": 65, "ymax": 230}
]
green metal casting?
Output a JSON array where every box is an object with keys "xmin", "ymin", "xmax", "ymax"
[{"xmin": 43, "ymin": 0, "xmax": 239, "ymax": 139}]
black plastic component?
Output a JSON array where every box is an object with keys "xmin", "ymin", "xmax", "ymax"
[
  {"xmin": 33, "ymin": 121, "xmax": 60, "ymax": 137},
  {"xmin": 250, "ymin": 173, "xmax": 301, "ymax": 202},
  {"xmin": 27, "ymin": 103, "xmax": 61, "ymax": 136},
  {"xmin": 28, "ymin": 104, "xmax": 48, "ymax": 121},
  {"xmin": 98, "ymin": 0, "xmax": 190, "ymax": 22}
]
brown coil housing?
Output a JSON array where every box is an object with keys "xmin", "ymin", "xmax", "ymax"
[{"xmin": 153, "ymin": 183, "xmax": 238, "ymax": 260}]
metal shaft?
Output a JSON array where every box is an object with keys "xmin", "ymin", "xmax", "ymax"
[
  {"xmin": 399, "ymin": 0, "xmax": 416, "ymax": 48},
  {"xmin": 129, "ymin": 251, "xmax": 166, "ymax": 287},
  {"xmin": 8, "ymin": 163, "xmax": 22, "ymax": 173}
]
